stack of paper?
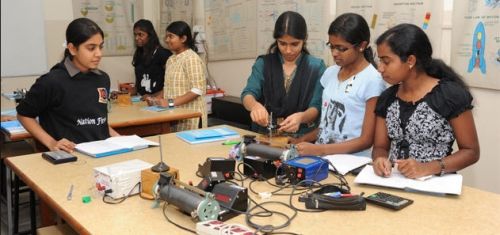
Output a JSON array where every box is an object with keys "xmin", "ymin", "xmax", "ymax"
[
  {"xmin": 322, "ymin": 154, "xmax": 372, "ymax": 175},
  {"xmin": 0, "ymin": 120, "xmax": 27, "ymax": 134},
  {"xmin": 75, "ymin": 135, "xmax": 159, "ymax": 158},
  {"xmin": 176, "ymin": 127, "xmax": 240, "ymax": 144},
  {"xmin": 354, "ymin": 165, "xmax": 463, "ymax": 195}
]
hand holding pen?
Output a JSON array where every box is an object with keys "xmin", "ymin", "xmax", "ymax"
[{"xmin": 373, "ymin": 157, "xmax": 392, "ymax": 177}]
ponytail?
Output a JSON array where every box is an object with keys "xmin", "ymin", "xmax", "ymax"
[
  {"xmin": 61, "ymin": 48, "xmax": 72, "ymax": 63},
  {"xmin": 424, "ymin": 59, "xmax": 469, "ymax": 90},
  {"xmin": 191, "ymin": 31, "xmax": 199, "ymax": 53},
  {"xmin": 363, "ymin": 46, "xmax": 377, "ymax": 69}
]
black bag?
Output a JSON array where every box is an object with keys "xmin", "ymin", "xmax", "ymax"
[{"xmin": 301, "ymin": 185, "xmax": 366, "ymax": 211}]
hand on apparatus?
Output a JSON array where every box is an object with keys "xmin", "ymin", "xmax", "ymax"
[
  {"xmin": 295, "ymin": 142, "xmax": 322, "ymax": 156},
  {"xmin": 250, "ymin": 102, "xmax": 269, "ymax": 127},
  {"xmin": 278, "ymin": 112, "xmax": 303, "ymax": 133}
]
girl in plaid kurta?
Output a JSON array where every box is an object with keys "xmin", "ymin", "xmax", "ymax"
[{"xmin": 162, "ymin": 21, "xmax": 206, "ymax": 131}]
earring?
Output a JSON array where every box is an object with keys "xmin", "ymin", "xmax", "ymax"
[{"xmin": 409, "ymin": 64, "xmax": 413, "ymax": 69}]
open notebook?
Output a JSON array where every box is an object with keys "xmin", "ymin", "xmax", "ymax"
[
  {"xmin": 75, "ymin": 135, "xmax": 159, "ymax": 158},
  {"xmin": 354, "ymin": 165, "xmax": 463, "ymax": 195}
]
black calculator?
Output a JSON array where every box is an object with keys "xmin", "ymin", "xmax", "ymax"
[{"xmin": 365, "ymin": 192, "xmax": 413, "ymax": 210}]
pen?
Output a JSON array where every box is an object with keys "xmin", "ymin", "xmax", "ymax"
[{"xmin": 67, "ymin": 184, "xmax": 74, "ymax": 201}]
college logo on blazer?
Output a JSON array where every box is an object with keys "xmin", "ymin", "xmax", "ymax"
[{"xmin": 97, "ymin": 88, "xmax": 108, "ymax": 103}]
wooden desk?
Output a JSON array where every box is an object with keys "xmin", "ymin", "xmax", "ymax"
[
  {"xmin": 108, "ymin": 102, "xmax": 201, "ymax": 136},
  {"xmin": 1, "ymin": 102, "xmax": 201, "ymax": 141},
  {"xmin": 4, "ymin": 126, "xmax": 500, "ymax": 234}
]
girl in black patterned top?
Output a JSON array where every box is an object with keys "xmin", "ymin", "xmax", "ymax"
[
  {"xmin": 372, "ymin": 24, "xmax": 479, "ymax": 179},
  {"xmin": 133, "ymin": 19, "xmax": 172, "ymax": 99}
]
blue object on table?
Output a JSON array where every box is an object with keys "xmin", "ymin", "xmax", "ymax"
[
  {"xmin": 142, "ymin": 106, "xmax": 170, "ymax": 112},
  {"xmin": 0, "ymin": 120, "xmax": 26, "ymax": 134},
  {"xmin": 131, "ymin": 96, "xmax": 142, "ymax": 102}
]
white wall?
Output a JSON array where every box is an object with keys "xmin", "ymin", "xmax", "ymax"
[{"xmin": 1, "ymin": 0, "xmax": 498, "ymax": 194}]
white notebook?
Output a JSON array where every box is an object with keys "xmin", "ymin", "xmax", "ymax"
[
  {"xmin": 75, "ymin": 135, "xmax": 159, "ymax": 158},
  {"xmin": 322, "ymin": 154, "xmax": 372, "ymax": 175},
  {"xmin": 354, "ymin": 165, "xmax": 463, "ymax": 195}
]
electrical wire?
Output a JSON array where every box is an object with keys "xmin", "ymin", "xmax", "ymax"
[
  {"xmin": 162, "ymin": 201, "xmax": 196, "ymax": 234},
  {"xmin": 245, "ymin": 200, "xmax": 298, "ymax": 234},
  {"xmin": 102, "ymin": 182, "xmax": 141, "ymax": 204}
]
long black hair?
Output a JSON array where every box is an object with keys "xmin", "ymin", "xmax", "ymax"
[
  {"xmin": 132, "ymin": 19, "xmax": 161, "ymax": 66},
  {"xmin": 328, "ymin": 13, "xmax": 376, "ymax": 67},
  {"xmin": 268, "ymin": 11, "xmax": 309, "ymax": 54},
  {"xmin": 166, "ymin": 21, "xmax": 197, "ymax": 53},
  {"xmin": 376, "ymin": 23, "xmax": 468, "ymax": 89},
  {"xmin": 63, "ymin": 18, "xmax": 104, "ymax": 62}
]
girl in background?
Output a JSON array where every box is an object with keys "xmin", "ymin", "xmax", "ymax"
[
  {"xmin": 132, "ymin": 19, "xmax": 172, "ymax": 99},
  {"xmin": 372, "ymin": 24, "xmax": 479, "ymax": 178},
  {"xmin": 147, "ymin": 21, "xmax": 207, "ymax": 131},
  {"xmin": 295, "ymin": 13, "xmax": 386, "ymax": 157},
  {"xmin": 17, "ymin": 18, "xmax": 119, "ymax": 153}
]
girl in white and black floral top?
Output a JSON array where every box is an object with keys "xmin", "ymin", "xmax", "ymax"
[{"xmin": 372, "ymin": 23, "xmax": 480, "ymax": 179}]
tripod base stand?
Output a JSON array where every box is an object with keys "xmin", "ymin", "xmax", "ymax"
[{"xmin": 151, "ymin": 162, "xmax": 170, "ymax": 172}]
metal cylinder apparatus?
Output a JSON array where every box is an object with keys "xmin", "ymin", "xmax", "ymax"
[
  {"xmin": 159, "ymin": 184, "xmax": 220, "ymax": 221},
  {"xmin": 243, "ymin": 143, "xmax": 297, "ymax": 162}
]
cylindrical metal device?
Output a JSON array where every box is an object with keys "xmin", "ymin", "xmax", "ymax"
[
  {"xmin": 160, "ymin": 185, "xmax": 202, "ymax": 215},
  {"xmin": 245, "ymin": 143, "xmax": 284, "ymax": 160},
  {"xmin": 159, "ymin": 184, "xmax": 220, "ymax": 221},
  {"xmin": 244, "ymin": 143, "xmax": 298, "ymax": 161}
]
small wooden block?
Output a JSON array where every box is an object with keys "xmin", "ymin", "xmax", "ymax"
[{"xmin": 140, "ymin": 167, "xmax": 179, "ymax": 200}]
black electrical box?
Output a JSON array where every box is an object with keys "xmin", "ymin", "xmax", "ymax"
[{"xmin": 243, "ymin": 156, "xmax": 277, "ymax": 179}]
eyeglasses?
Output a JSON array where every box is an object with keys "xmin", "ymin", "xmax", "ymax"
[{"xmin": 326, "ymin": 42, "xmax": 358, "ymax": 53}]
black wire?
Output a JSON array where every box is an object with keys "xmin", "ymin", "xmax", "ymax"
[
  {"xmin": 228, "ymin": 170, "xmax": 246, "ymax": 187},
  {"xmin": 264, "ymin": 178, "xmax": 313, "ymax": 196},
  {"xmin": 325, "ymin": 160, "xmax": 350, "ymax": 192},
  {"xmin": 245, "ymin": 201, "xmax": 298, "ymax": 233},
  {"xmin": 162, "ymin": 201, "xmax": 196, "ymax": 234},
  {"xmin": 160, "ymin": 176, "xmax": 197, "ymax": 234},
  {"xmin": 102, "ymin": 182, "xmax": 141, "ymax": 204},
  {"xmin": 237, "ymin": 161, "xmax": 262, "ymax": 179}
]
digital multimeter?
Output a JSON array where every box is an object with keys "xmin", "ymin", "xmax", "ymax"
[{"xmin": 283, "ymin": 156, "xmax": 329, "ymax": 185}]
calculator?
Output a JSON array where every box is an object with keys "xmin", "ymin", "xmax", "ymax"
[{"xmin": 365, "ymin": 192, "xmax": 413, "ymax": 210}]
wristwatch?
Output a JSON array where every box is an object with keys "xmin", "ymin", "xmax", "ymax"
[
  {"xmin": 436, "ymin": 158, "xmax": 446, "ymax": 176},
  {"xmin": 168, "ymin": 98, "xmax": 175, "ymax": 108}
]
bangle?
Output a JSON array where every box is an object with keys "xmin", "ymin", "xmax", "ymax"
[{"xmin": 436, "ymin": 158, "xmax": 446, "ymax": 176}]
